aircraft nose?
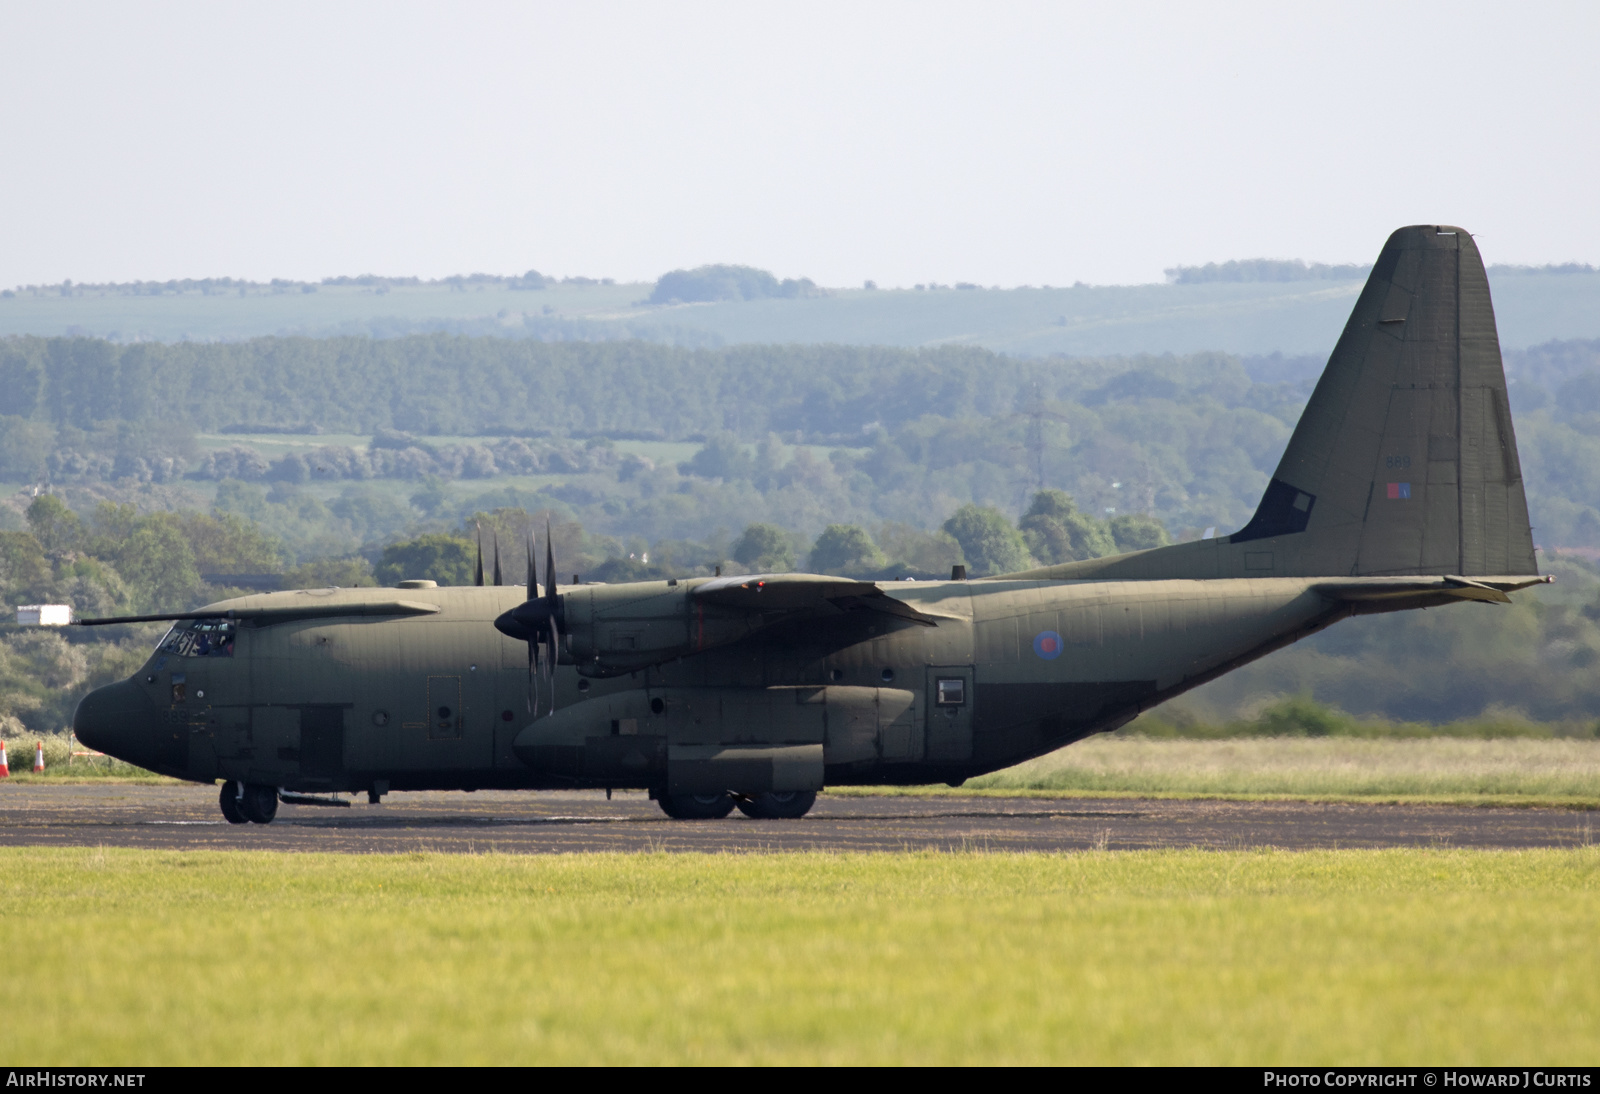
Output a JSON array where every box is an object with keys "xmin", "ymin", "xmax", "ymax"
[{"xmin": 73, "ymin": 680, "xmax": 164, "ymax": 768}]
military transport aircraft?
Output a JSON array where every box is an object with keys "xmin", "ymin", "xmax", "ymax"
[{"xmin": 73, "ymin": 225, "xmax": 1548, "ymax": 823}]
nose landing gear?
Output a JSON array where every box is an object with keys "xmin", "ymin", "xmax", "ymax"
[
  {"xmin": 218, "ymin": 781, "xmax": 279, "ymax": 824},
  {"xmin": 218, "ymin": 782, "xmax": 248, "ymax": 824}
]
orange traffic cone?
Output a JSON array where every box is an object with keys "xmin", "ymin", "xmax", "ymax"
[
  {"xmin": 33, "ymin": 740, "xmax": 45, "ymax": 773},
  {"xmin": 0, "ymin": 740, "xmax": 9, "ymax": 778}
]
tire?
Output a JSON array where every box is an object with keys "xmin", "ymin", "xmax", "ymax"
[
  {"xmin": 656, "ymin": 791, "xmax": 735, "ymax": 820},
  {"xmin": 218, "ymin": 782, "xmax": 248, "ymax": 824},
  {"xmin": 239, "ymin": 783, "xmax": 279, "ymax": 825},
  {"xmin": 734, "ymin": 790, "xmax": 818, "ymax": 819}
]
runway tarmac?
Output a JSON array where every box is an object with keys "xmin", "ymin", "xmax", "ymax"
[{"xmin": 0, "ymin": 783, "xmax": 1595, "ymax": 852}]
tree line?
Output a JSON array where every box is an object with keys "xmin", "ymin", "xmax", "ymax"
[
  {"xmin": 11, "ymin": 333, "xmax": 1600, "ymax": 549},
  {"xmin": 0, "ymin": 334, "xmax": 1279, "ymax": 439}
]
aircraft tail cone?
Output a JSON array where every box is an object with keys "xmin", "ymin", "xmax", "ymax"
[
  {"xmin": 0, "ymin": 740, "xmax": 9, "ymax": 778},
  {"xmin": 33, "ymin": 740, "xmax": 45, "ymax": 773}
]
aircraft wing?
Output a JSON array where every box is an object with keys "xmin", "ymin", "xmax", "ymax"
[
  {"xmin": 692, "ymin": 574, "xmax": 941, "ymax": 625},
  {"xmin": 74, "ymin": 600, "xmax": 442, "ymax": 627}
]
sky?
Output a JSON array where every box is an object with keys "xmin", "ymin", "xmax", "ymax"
[{"xmin": 2, "ymin": 1, "xmax": 1597, "ymax": 288}]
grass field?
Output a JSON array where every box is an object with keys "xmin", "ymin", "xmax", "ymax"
[
  {"xmin": 12, "ymin": 735, "xmax": 1600, "ymax": 802},
  {"xmin": 968, "ymin": 736, "xmax": 1600, "ymax": 805},
  {"xmin": 0, "ymin": 847, "xmax": 1595, "ymax": 1065}
]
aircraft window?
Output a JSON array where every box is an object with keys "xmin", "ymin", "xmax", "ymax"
[
  {"xmin": 936, "ymin": 678, "xmax": 966, "ymax": 705},
  {"xmin": 159, "ymin": 620, "xmax": 236, "ymax": 659}
]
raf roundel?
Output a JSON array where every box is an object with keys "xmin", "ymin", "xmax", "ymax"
[{"xmin": 1033, "ymin": 630, "xmax": 1064, "ymax": 660}]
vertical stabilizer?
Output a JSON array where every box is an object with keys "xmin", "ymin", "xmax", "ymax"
[
  {"xmin": 1229, "ymin": 224, "xmax": 1535, "ymax": 576},
  {"xmin": 1020, "ymin": 225, "xmax": 1539, "ymax": 582}
]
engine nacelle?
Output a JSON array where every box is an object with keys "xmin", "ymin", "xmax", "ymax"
[{"xmin": 559, "ymin": 579, "xmax": 763, "ymax": 676}]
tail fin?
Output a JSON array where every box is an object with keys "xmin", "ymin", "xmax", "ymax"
[
  {"xmin": 1027, "ymin": 225, "xmax": 1538, "ymax": 581},
  {"xmin": 1236, "ymin": 224, "xmax": 1534, "ymax": 576}
]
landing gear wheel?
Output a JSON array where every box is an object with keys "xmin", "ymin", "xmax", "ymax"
[
  {"xmin": 656, "ymin": 791, "xmax": 735, "ymax": 820},
  {"xmin": 218, "ymin": 782, "xmax": 248, "ymax": 824},
  {"xmin": 734, "ymin": 790, "xmax": 818, "ymax": 819},
  {"xmin": 238, "ymin": 783, "xmax": 279, "ymax": 825}
]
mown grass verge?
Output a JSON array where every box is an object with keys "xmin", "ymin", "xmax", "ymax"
[
  {"xmin": 1131, "ymin": 695, "xmax": 1600, "ymax": 741},
  {"xmin": 961, "ymin": 736, "xmax": 1600, "ymax": 805},
  {"xmin": 829, "ymin": 786, "xmax": 1600, "ymax": 809},
  {"xmin": 1, "ymin": 847, "xmax": 1596, "ymax": 1065}
]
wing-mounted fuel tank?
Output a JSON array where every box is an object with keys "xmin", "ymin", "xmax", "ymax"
[
  {"xmin": 513, "ymin": 684, "xmax": 923, "ymax": 790},
  {"xmin": 496, "ymin": 574, "xmax": 942, "ymax": 678}
]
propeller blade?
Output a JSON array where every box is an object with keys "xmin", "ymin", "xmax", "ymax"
[
  {"xmin": 546, "ymin": 615, "xmax": 560, "ymax": 714},
  {"xmin": 474, "ymin": 522, "xmax": 485, "ymax": 587},
  {"xmin": 534, "ymin": 636, "xmax": 547, "ymax": 713},
  {"xmin": 488, "ymin": 520, "xmax": 567, "ymax": 718},
  {"xmin": 546, "ymin": 520, "xmax": 559, "ymax": 611},
  {"xmin": 526, "ymin": 526, "xmax": 537, "ymax": 598},
  {"xmin": 492, "ymin": 530, "xmax": 503, "ymax": 586}
]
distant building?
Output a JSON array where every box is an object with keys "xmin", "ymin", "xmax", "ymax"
[{"xmin": 16, "ymin": 605, "xmax": 73, "ymax": 626}]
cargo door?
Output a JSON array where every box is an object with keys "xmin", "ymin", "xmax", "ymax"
[
  {"xmin": 299, "ymin": 705, "xmax": 346, "ymax": 786},
  {"xmin": 925, "ymin": 667, "xmax": 973, "ymax": 762},
  {"xmin": 245, "ymin": 705, "xmax": 300, "ymax": 784}
]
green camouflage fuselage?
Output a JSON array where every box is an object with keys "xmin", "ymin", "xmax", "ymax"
[
  {"xmin": 74, "ymin": 225, "xmax": 1548, "ymax": 801},
  {"xmin": 110, "ymin": 575, "xmax": 1344, "ymax": 793}
]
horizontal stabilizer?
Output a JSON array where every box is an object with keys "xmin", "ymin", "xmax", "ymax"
[{"xmin": 1313, "ymin": 574, "xmax": 1550, "ymax": 606}]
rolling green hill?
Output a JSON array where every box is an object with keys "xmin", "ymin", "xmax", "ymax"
[{"xmin": 5, "ymin": 266, "xmax": 1598, "ymax": 355}]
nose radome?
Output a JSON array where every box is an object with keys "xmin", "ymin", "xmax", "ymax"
[{"xmin": 73, "ymin": 680, "xmax": 163, "ymax": 768}]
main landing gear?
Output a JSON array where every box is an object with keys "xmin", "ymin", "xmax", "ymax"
[
  {"xmin": 219, "ymin": 781, "xmax": 278, "ymax": 825},
  {"xmin": 736, "ymin": 790, "xmax": 817, "ymax": 819},
  {"xmin": 653, "ymin": 789, "xmax": 818, "ymax": 820},
  {"xmin": 656, "ymin": 791, "xmax": 736, "ymax": 819}
]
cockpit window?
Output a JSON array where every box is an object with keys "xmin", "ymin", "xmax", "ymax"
[{"xmin": 159, "ymin": 620, "xmax": 236, "ymax": 658}]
